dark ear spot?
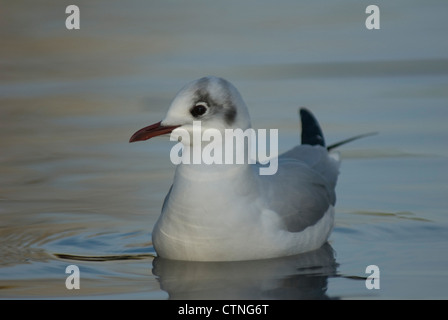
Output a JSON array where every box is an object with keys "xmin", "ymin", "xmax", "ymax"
[
  {"xmin": 192, "ymin": 77, "xmax": 237, "ymax": 126},
  {"xmin": 224, "ymin": 106, "xmax": 236, "ymax": 125}
]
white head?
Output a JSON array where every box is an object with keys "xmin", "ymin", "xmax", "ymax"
[{"xmin": 130, "ymin": 76, "xmax": 252, "ymax": 143}]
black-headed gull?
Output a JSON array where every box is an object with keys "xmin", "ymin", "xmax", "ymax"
[{"xmin": 130, "ymin": 76, "xmax": 371, "ymax": 261}]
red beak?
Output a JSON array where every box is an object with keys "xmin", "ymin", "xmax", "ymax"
[{"xmin": 129, "ymin": 121, "xmax": 180, "ymax": 143}]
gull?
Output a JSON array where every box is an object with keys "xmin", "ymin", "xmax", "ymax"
[{"xmin": 130, "ymin": 76, "xmax": 372, "ymax": 261}]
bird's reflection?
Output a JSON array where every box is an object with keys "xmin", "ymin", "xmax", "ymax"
[{"xmin": 152, "ymin": 243, "xmax": 338, "ymax": 299}]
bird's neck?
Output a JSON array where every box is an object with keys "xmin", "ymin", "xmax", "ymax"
[
  {"xmin": 175, "ymin": 159, "xmax": 255, "ymax": 183},
  {"xmin": 172, "ymin": 143, "xmax": 260, "ymax": 198}
]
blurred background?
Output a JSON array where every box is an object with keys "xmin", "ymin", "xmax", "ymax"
[{"xmin": 0, "ymin": 0, "xmax": 447, "ymax": 299}]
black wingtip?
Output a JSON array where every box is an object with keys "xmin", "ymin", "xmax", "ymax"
[
  {"xmin": 299, "ymin": 108, "xmax": 325, "ymax": 147},
  {"xmin": 326, "ymin": 131, "xmax": 378, "ymax": 151}
]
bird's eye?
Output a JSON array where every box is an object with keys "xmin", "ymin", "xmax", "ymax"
[{"xmin": 190, "ymin": 103, "xmax": 208, "ymax": 118}]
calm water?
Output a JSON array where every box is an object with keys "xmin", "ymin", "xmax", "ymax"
[{"xmin": 1, "ymin": 1, "xmax": 448, "ymax": 299}]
